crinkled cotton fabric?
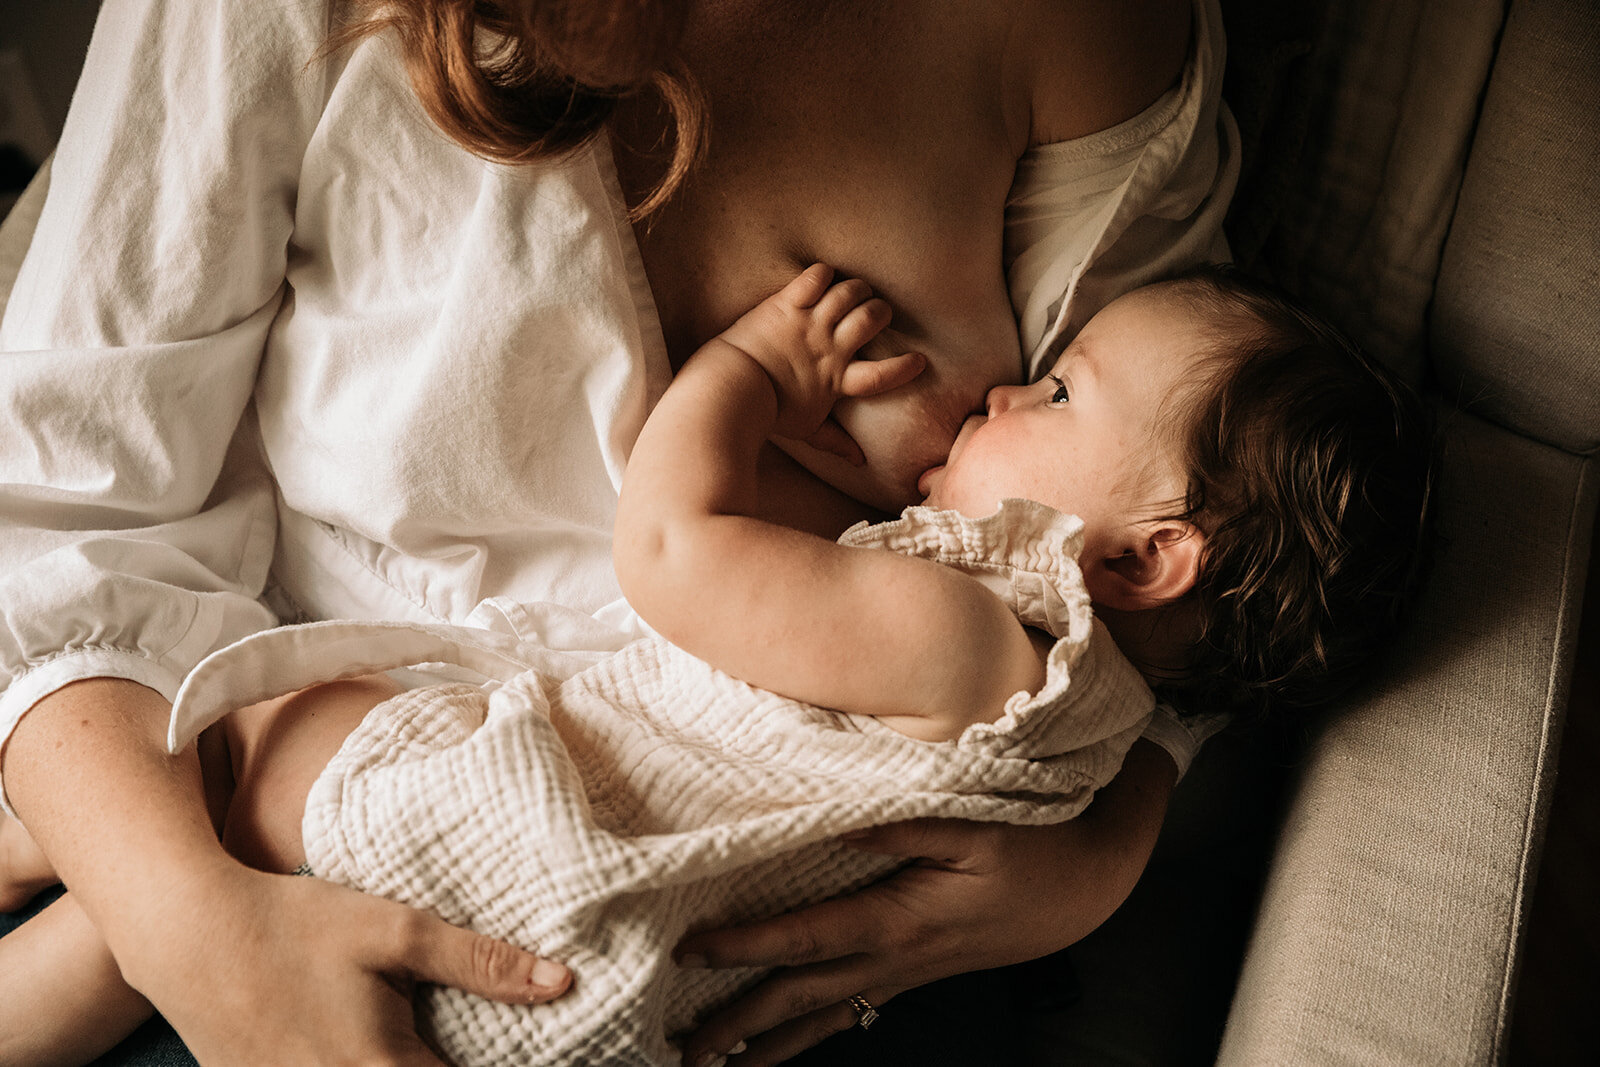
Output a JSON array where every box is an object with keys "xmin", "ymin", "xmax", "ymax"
[
  {"xmin": 0, "ymin": 0, "xmax": 1235, "ymax": 812},
  {"xmin": 166, "ymin": 502, "xmax": 1154, "ymax": 1065}
]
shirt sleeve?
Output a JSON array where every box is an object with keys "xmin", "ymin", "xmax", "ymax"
[{"xmin": 0, "ymin": 0, "xmax": 333, "ymax": 812}]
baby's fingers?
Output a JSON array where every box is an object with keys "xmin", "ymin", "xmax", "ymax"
[
  {"xmin": 796, "ymin": 417, "xmax": 866, "ymax": 467},
  {"xmin": 839, "ymin": 351, "xmax": 925, "ymax": 398},
  {"xmin": 830, "ymin": 293, "xmax": 892, "ymax": 354},
  {"xmin": 779, "ymin": 263, "xmax": 835, "ymax": 309}
]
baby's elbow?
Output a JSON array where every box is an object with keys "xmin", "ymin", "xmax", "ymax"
[{"xmin": 612, "ymin": 523, "xmax": 669, "ymax": 613}]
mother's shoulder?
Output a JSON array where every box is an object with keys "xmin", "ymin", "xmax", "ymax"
[{"xmin": 1012, "ymin": 0, "xmax": 1193, "ymax": 146}]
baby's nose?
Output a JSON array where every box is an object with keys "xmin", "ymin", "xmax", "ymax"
[{"xmin": 985, "ymin": 384, "xmax": 1022, "ymax": 416}]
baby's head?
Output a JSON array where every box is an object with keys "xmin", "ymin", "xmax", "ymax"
[{"xmin": 919, "ymin": 264, "xmax": 1437, "ymax": 717}]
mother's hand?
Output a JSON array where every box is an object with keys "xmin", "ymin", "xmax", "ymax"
[
  {"xmin": 675, "ymin": 740, "xmax": 1177, "ymax": 1067},
  {"xmin": 125, "ymin": 863, "xmax": 572, "ymax": 1066}
]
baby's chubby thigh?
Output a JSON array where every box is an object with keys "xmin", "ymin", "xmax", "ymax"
[{"xmin": 202, "ymin": 675, "xmax": 402, "ymax": 874}]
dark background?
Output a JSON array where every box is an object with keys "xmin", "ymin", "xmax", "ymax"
[{"xmin": 0, "ymin": 0, "xmax": 100, "ymax": 213}]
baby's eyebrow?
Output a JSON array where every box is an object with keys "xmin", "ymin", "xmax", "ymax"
[{"xmin": 1050, "ymin": 343, "xmax": 1089, "ymax": 382}]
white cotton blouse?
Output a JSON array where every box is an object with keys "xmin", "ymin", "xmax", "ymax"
[{"xmin": 0, "ymin": 0, "xmax": 1237, "ymax": 811}]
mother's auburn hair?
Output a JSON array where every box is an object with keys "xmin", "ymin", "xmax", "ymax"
[{"xmin": 323, "ymin": 1, "xmax": 705, "ymax": 218}]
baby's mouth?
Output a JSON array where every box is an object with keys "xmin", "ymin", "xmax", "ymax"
[{"xmin": 916, "ymin": 412, "xmax": 985, "ymax": 500}]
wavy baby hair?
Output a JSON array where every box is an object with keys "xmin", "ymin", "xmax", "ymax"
[
  {"xmin": 324, "ymin": 1, "xmax": 705, "ymax": 218},
  {"xmin": 1151, "ymin": 264, "xmax": 1438, "ymax": 720}
]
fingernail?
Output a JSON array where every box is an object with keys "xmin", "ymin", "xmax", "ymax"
[
  {"xmin": 677, "ymin": 952, "xmax": 708, "ymax": 969},
  {"xmin": 530, "ymin": 958, "xmax": 569, "ymax": 992},
  {"xmin": 729, "ymin": 1041, "xmax": 748, "ymax": 1054}
]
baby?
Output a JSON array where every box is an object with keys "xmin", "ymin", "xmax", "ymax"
[{"xmin": 0, "ymin": 263, "xmax": 1435, "ymax": 1065}]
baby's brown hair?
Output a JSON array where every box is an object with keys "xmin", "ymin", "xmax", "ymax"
[{"xmin": 1150, "ymin": 265, "xmax": 1438, "ymax": 719}]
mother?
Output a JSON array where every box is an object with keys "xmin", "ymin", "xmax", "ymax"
[{"xmin": 0, "ymin": 0, "xmax": 1236, "ymax": 1063}]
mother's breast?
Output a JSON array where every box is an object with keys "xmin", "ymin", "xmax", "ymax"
[{"xmin": 782, "ymin": 311, "xmax": 1022, "ymax": 513}]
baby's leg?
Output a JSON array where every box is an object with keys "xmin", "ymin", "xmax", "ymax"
[
  {"xmin": 220, "ymin": 674, "xmax": 402, "ymax": 873},
  {"xmin": 0, "ymin": 891, "xmax": 156, "ymax": 1065},
  {"xmin": 0, "ymin": 675, "xmax": 399, "ymax": 1067},
  {"xmin": 0, "ymin": 813, "xmax": 59, "ymax": 912}
]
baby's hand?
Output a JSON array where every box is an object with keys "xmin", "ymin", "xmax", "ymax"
[{"xmin": 717, "ymin": 264, "xmax": 925, "ymax": 443}]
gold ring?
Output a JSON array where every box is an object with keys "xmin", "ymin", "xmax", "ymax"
[{"xmin": 846, "ymin": 994, "xmax": 879, "ymax": 1030}]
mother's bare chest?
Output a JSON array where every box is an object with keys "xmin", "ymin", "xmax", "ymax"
[{"xmin": 613, "ymin": 0, "xmax": 1026, "ymax": 365}]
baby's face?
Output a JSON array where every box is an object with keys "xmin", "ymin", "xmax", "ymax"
[{"xmin": 918, "ymin": 286, "xmax": 1208, "ymax": 557}]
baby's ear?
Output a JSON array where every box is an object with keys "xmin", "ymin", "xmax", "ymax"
[{"xmin": 1088, "ymin": 521, "xmax": 1203, "ymax": 611}]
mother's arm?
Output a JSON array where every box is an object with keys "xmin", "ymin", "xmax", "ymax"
[
  {"xmin": 4, "ymin": 678, "xmax": 570, "ymax": 1065},
  {"xmin": 677, "ymin": 738, "xmax": 1177, "ymax": 1065}
]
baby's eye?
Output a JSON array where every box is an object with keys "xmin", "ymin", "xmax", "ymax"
[{"xmin": 1046, "ymin": 374, "xmax": 1071, "ymax": 404}]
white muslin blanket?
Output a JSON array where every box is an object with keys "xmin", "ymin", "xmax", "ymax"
[{"xmin": 168, "ymin": 502, "xmax": 1155, "ymax": 1064}]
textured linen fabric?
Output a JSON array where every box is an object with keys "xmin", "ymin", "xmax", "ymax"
[
  {"xmin": 0, "ymin": 0, "xmax": 1236, "ymax": 812},
  {"xmin": 0, "ymin": 159, "xmax": 47, "ymax": 326},
  {"xmin": 1219, "ymin": 414, "xmax": 1597, "ymax": 1064},
  {"xmin": 1218, "ymin": 0, "xmax": 1600, "ymax": 1058},
  {"xmin": 1230, "ymin": 0, "xmax": 1507, "ymax": 381},
  {"xmin": 1430, "ymin": 0, "xmax": 1600, "ymax": 454},
  {"xmin": 165, "ymin": 501, "xmax": 1155, "ymax": 1065}
]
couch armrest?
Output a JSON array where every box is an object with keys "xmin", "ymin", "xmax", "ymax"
[{"xmin": 1219, "ymin": 412, "xmax": 1596, "ymax": 1064}]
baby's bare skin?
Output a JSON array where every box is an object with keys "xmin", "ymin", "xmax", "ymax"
[{"xmin": 613, "ymin": 0, "xmax": 1192, "ymax": 522}]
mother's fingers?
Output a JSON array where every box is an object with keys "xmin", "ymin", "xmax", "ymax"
[
  {"xmin": 707, "ymin": 999, "xmax": 870, "ymax": 1067},
  {"xmin": 356, "ymin": 892, "xmax": 572, "ymax": 1005},
  {"xmin": 677, "ymin": 881, "xmax": 919, "ymax": 971},
  {"xmin": 682, "ymin": 966, "xmax": 902, "ymax": 1067}
]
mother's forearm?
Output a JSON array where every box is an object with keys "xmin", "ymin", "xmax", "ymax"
[
  {"xmin": 3, "ymin": 679, "xmax": 229, "ymax": 962},
  {"xmin": 1070, "ymin": 738, "xmax": 1179, "ymax": 913}
]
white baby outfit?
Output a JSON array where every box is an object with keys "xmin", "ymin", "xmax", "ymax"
[{"xmin": 167, "ymin": 501, "xmax": 1155, "ymax": 1065}]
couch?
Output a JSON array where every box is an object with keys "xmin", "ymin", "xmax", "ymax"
[
  {"xmin": 1, "ymin": 0, "xmax": 1594, "ymax": 1062},
  {"xmin": 1043, "ymin": 0, "xmax": 1597, "ymax": 1061}
]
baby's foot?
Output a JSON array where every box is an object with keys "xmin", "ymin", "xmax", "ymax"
[{"xmin": 0, "ymin": 815, "xmax": 58, "ymax": 912}]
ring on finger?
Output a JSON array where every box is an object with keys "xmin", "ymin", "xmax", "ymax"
[{"xmin": 846, "ymin": 994, "xmax": 879, "ymax": 1030}]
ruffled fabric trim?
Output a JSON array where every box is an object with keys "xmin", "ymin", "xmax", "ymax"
[
  {"xmin": 840, "ymin": 500, "xmax": 1151, "ymax": 758},
  {"xmin": 839, "ymin": 498, "xmax": 1092, "ymax": 640}
]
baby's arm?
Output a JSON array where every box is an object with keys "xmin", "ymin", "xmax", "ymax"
[{"xmin": 615, "ymin": 265, "xmax": 1046, "ymax": 740}]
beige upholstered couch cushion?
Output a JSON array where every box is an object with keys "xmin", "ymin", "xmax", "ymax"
[
  {"xmin": 1221, "ymin": 413, "xmax": 1595, "ymax": 1063},
  {"xmin": 1220, "ymin": 0, "xmax": 1598, "ymax": 1060},
  {"xmin": 1432, "ymin": 0, "xmax": 1600, "ymax": 454}
]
